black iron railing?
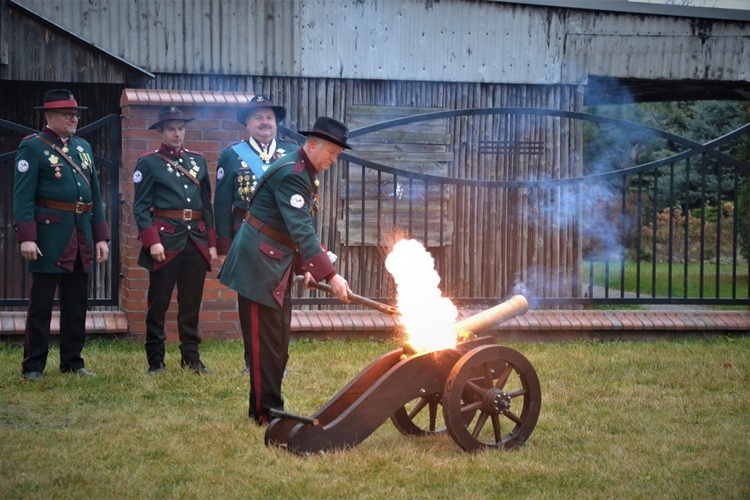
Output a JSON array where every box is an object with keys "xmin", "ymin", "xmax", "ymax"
[{"xmin": 285, "ymin": 108, "xmax": 750, "ymax": 309}]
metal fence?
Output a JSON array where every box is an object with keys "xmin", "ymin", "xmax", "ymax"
[
  {"xmin": 288, "ymin": 108, "xmax": 750, "ymax": 309},
  {"xmin": 2, "ymin": 108, "xmax": 747, "ymax": 311}
]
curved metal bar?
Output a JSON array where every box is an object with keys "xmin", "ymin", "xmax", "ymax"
[{"xmin": 279, "ymin": 108, "xmax": 750, "ymax": 187}]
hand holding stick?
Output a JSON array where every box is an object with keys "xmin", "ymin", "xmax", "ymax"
[{"xmin": 296, "ymin": 276, "xmax": 399, "ymax": 316}]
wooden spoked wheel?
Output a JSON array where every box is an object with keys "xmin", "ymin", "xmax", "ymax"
[
  {"xmin": 443, "ymin": 345, "xmax": 541, "ymax": 451},
  {"xmin": 391, "ymin": 392, "xmax": 447, "ymax": 436}
]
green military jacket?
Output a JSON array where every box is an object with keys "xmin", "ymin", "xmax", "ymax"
[
  {"xmin": 13, "ymin": 128, "xmax": 110, "ymax": 273},
  {"xmin": 133, "ymin": 144, "xmax": 217, "ymax": 271},
  {"xmin": 218, "ymin": 149, "xmax": 336, "ymax": 309},
  {"xmin": 214, "ymin": 137, "xmax": 297, "ymax": 255}
]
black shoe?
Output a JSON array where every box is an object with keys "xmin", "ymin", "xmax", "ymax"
[
  {"xmin": 73, "ymin": 368, "xmax": 97, "ymax": 377},
  {"xmin": 182, "ymin": 361, "xmax": 213, "ymax": 374},
  {"xmin": 148, "ymin": 364, "xmax": 165, "ymax": 374},
  {"xmin": 23, "ymin": 371, "xmax": 44, "ymax": 381}
]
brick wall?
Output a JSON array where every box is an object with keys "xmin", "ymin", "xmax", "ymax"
[{"xmin": 119, "ymin": 89, "xmax": 256, "ymax": 342}]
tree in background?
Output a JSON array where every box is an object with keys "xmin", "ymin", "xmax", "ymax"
[{"xmin": 583, "ymin": 100, "xmax": 749, "ymax": 262}]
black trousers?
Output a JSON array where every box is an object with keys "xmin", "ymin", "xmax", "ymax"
[
  {"xmin": 144, "ymin": 238, "xmax": 208, "ymax": 368},
  {"xmin": 22, "ymin": 256, "xmax": 88, "ymax": 373},
  {"xmin": 238, "ymin": 291, "xmax": 292, "ymax": 425}
]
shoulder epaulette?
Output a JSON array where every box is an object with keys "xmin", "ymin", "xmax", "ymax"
[
  {"xmin": 140, "ymin": 150, "xmax": 160, "ymax": 159},
  {"xmin": 292, "ymin": 160, "xmax": 306, "ymax": 174}
]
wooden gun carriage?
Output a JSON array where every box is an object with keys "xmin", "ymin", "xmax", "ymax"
[{"xmin": 265, "ymin": 295, "xmax": 541, "ymax": 455}]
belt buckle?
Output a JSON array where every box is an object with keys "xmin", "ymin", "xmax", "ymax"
[
  {"xmin": 182, "ymin": 209, "xmax": 192, "ymax": 221},
  {"xmin": 74, "ymin": 201, "xmax": 85, "ymax": 214}
]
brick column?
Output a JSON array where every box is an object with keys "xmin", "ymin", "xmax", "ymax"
[{"xmin": 119, "ymin": 89, "xmax": 255, "ymax": 342}]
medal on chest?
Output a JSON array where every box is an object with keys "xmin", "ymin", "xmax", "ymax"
[
  {"xmin": 237, "ymin": 171, "xmax": 258, "ymax": 200},
  {"xmin": 47, "ymin": 153, "xmax": 63, "ymax": 179}
]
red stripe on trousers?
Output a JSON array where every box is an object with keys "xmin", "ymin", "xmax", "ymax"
[{"xmin": 250, "ymin": 301, "xmax": 267, "ymax": 424}]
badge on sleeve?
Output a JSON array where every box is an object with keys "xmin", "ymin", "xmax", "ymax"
[
  {"xmin": 217, "ymin": 167, "xmax": 224, "ymax": 180},
  {"xmin": 17, "ymin": 159, "xmax": 29, "ymax": 173},
  {"xmin": 133, "ymin": 170, "xmax": 143, "ymax": 183},
  {"xmin": 290, "ymin": 194, "xmax": 305, "ymax": 209}
]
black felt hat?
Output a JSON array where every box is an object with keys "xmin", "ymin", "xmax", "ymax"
[
  {"xmin": 34, "ymin": 89, "xmax": 88, "ymax": 110},
  {"xmin": 298, "ymin": 117, "xmax": 352, "ymax": 150},
  {"xmin": 236, "ymin": 95, "xmax": 287, "ymax": 125},
  {"xmin": 149, "ymin": 106, "xmax": 195, "ymax": 130}
]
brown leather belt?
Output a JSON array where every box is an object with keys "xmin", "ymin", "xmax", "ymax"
[
  {"xmin": 245, "ymin": 213, "xmax": 297, "ymax": 250},
  {"xmin": 36, "ymin": 198, "xmax": 92, "ymax": 214},
  {"xmin": 153, "ymin": 208, "xmax": 203, "ymax": 221},
  {"xmin": 232, "ymin": 207, "xmax": 248, "ymax": 219}
]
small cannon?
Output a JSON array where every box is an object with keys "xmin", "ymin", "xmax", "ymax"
[{"xmin": 265, "ymin": 294, "xmax": 541, "ymax": 454}]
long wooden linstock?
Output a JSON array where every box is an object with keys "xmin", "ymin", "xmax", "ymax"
[{"xmin": 298, "ymin": 278, "xmax": 399, "ymax": 316}]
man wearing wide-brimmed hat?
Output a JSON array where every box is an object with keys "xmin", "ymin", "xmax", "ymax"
[
  {"xmin": 132, "ymin": 105, "xmax": 218, "ymax": 374},
  {"xmin": 215, "ymin": 95, "xmax": 297, "ymax": 257},
  {"xmin": 13, "ymin": 89, "xmax": 111, "ymax": 380},
  {"xmin": 215, "ymin": 94, "xmax": 298, "ymax": 373},
  {"xmin": 219, "ymin": 116, "xmax": 353, "ymax": 425}
]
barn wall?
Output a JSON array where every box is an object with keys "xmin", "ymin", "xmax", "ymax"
[{"xmin": 11, "ymin": 0, "xmax": 750, "ymax": 86}]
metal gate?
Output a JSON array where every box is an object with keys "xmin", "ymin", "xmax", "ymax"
[{"xmin": 287, "ymin": 107, "xmax": 750, "ymax": 309}]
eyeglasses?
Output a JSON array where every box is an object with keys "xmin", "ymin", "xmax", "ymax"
[{"xmin": 55, "ymin": 112, "xmax": 80, "ymax": 120}]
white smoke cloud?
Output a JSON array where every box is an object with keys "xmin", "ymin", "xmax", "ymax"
[{"xmin": 385, "ymin": 239, "xmax": 458, "ymax": 353}]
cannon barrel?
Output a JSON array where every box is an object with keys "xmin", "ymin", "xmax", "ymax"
[{"xmin": 454, "ymin": 295, "xmax": 529, "ymax": 338}]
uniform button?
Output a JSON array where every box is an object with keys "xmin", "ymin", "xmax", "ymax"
[
  {"xmin": 186, "ymin": 198, "xmax": 191, "ymax": 202},
  {"xmin": 160, "ymin": 226, "xmax": 165, "ymax": 230},
  {"xmin": 45, "ymin": 220, "xmax": 50, "ymax": 224},
  {"xmin": 77, "ymin": 183, "xmax": 81, "ymax": 186},
  {"xmin": 187, "ymin": 225, "xmax": 191, "ymax": 230},
  {"xmin": 184, "ymin": 185, "xmax": 188, "ymax": 189},
  {"xmin": 270, "ymin": 251, "xmax": 274, "ymax": 255}
]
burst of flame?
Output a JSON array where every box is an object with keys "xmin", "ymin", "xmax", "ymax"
[{"xmin": 385, "ymin": 239, "xmax": 458, "ymax": 354}]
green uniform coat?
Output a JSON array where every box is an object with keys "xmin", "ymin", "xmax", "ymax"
[
  {"xmin": 13, "ymin": 129, "xmax": 110, "ymax": 273},
  {"xmin": 132, "ymin": 144, "xmax": 217, "ymax": 271},
  {"xmin": 214, "ymin": 138, "xmax": 297, "ymax": 255},
  {"xmin": 218, "ymin": 148, "xmax": 336, "ymax": 309}
]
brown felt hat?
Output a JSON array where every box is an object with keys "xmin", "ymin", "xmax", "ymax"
[{"xmin": 149, "ymin": 106, "xmax": 195, "ymax": 130}]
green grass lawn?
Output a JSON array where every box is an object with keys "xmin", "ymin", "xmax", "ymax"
[
  {"xmin": 1, "ymin": 336, "xmax": 749, "ymax": 498},
  {"xmin": 583, "ymin": 260, "xmax": 749, "ymax": 299}
]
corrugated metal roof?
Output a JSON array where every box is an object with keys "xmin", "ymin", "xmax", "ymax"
[
  {"xmin": 11, "ymin": 0, "xmax": 750, "ymax": 86},
  {"xmin": 489, "ymin": 0, "xmax": 750, "ymax": 21}
]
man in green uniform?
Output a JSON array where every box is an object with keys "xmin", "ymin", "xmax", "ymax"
[
  {"xmin": 215, "ymin": 95, "xmax": 297, "ymax": 372},
  {"xmin": 133, "ymin": 106, "xmax": 218, "ymax": 374},
  {"xmin": 219, "ymin": 116, "xmax": 352, "ymax": 424},
  {"xmin": 13, "ymin": 89, "xmax": 111, "ymax": 380},
  {"xmin": 215, "ymin": 95, "xmax": 298, "ymax": 256}
]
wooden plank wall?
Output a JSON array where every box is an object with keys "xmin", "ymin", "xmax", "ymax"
[{"xmin": 341, "ymin": 105, "xmax": 454, "ymax": 248}]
